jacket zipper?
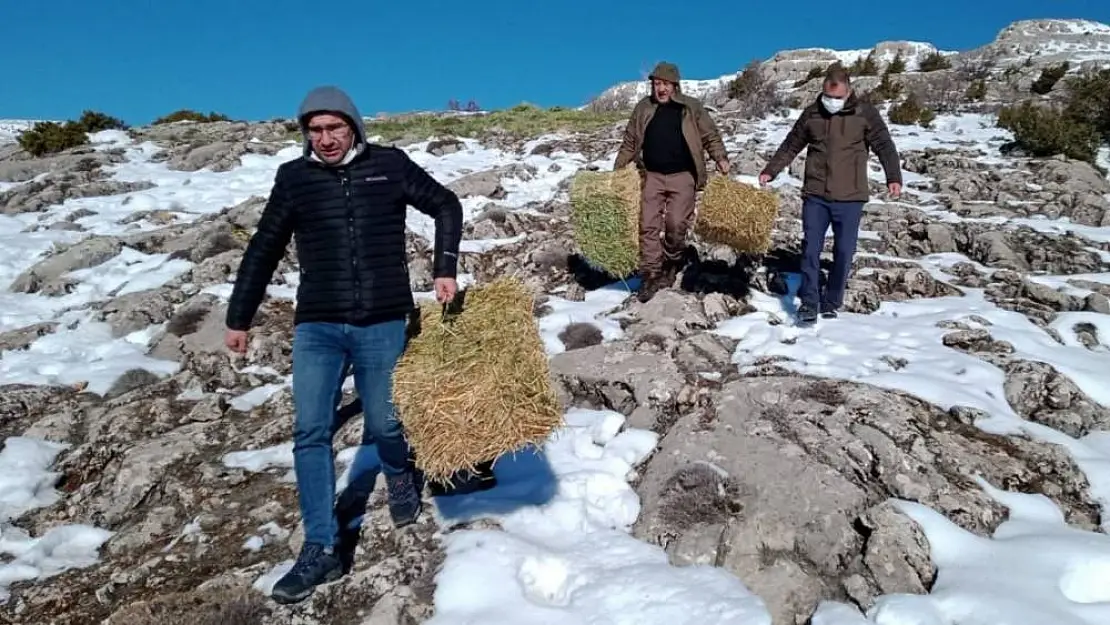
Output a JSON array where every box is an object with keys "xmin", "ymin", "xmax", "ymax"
[
  {"xmin": 824, "ymin": 116, "xmax": 833, "ymax": 198},
  {"xmin": 339, "ymin": 168, "xmax": 360, "ymax": 304}
]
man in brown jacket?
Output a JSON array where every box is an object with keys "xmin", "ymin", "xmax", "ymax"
[
  {"xmin": 759, "ymin": 66, "xmax": 902, "ymax": 323},
  {"xmin": 614, "ymin": 61, "xmax": 729, "ymax": 303}
]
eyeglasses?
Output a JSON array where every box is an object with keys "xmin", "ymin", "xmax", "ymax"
[{"xmin": 307, "ymin": 123, "xmax": 351, "ymax": 139}]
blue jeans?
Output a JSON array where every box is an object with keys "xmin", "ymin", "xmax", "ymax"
[
  {"xmin": 799, "ymin": 196, "xmax": 864, "ymax": 308},
  {"xmin": 291, "ymin": 320, "xmax": 410, "ymax": 547}
]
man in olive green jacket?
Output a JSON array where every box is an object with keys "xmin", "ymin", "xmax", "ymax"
[
  {"xmin": 760, "ymin": 66, "xmax": 902, "ymax": 323},
  {"xmin": 614, "ymin": 61, "xmax": 730, "ymax": 303}
]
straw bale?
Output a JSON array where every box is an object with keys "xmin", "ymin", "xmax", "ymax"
[
  {"xmin": 695, "ymin": 175, "xmax": 780, "ymax": 254},
  {"xmin": 569, "ymin": 166, "xmax": 642, "ymax": 277},
  {"xmin": 392, "ymin": 277, "xmax": 563, "ymax": 482}
]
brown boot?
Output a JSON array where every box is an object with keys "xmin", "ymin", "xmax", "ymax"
[{"xmin": 637, "ymin": 274, "xmax": 663, "ymax": 303}]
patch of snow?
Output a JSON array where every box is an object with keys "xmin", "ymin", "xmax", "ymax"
[
  {"xmin": 0, "ymin": 437, "xmax": 112, "ymax": 602},
  {"xmin": 813, "ymin": 476, "xmax": 1110, "ymax": 624},
  {"xmin": 537, "ymin": 283, "xmax": 633, "ymax": 354},
  {"xmin": 424, "ymin": 408, "xmax": 773, "ymax": 625},
  {"xmin": 712, "ymin": 267, "xmax": 1110, "ymax": 530}
]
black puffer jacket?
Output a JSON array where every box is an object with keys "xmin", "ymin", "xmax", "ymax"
[{"xmin": 225, "ymin": 144, "xmax": 463, "ymax": 331}]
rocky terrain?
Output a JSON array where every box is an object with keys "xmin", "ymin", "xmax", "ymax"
[
  {"xmin": 1, "ymin": 16, "xmax": 1110, "ymax": 625},
  {"xmin": 590, "ymin": 17, "xmax": 1110, "ymax": 111}
]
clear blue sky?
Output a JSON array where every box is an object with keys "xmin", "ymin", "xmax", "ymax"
[{"xmin": 1, "ymin": 0, "xmax": 1106, "ymax": 124}]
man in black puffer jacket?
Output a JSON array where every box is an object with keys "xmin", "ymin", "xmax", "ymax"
[{"xmin": 224, "ymin": 85, "xmax": 462, "ymax": 604}]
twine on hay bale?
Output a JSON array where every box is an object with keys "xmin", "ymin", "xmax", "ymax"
[
  {"xmin": 695, "ymin": 175, "xmax": 780, "ymax": 254},
  {"xmin": 392, "ymin": 277, "xmax": 563, "ymax": 483},
  {"xmin": 569, "ymin": 166, "xmax": 642, "ymax": 277}
]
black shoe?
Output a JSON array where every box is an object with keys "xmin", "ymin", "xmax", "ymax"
[
  {"xmin": 271, "ymin": 543, "xmax": 343, "ymax": 604},
  {"xmin": 820, "ymin": 303, "xmax": 839, "ymax": 319},
  {"xmin": 386, "ymin": 471, "xmax": 423, "ymax": 528},
  {"xmin": 797, "ymin": 303, "xmax": 819, "ymax": 324}
]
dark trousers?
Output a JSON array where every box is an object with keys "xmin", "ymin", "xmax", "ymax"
[{"xmin": 799, "ymin": 196, "xmax": 864, "ymax": 309}]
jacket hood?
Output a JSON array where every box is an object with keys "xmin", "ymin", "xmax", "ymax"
[{"xmin": 297, "ymin": 86, "xmax": 368, "ymax": 158}]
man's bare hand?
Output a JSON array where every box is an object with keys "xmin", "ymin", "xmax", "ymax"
[
  {"xmin": 716, "ymin": 159, "xmax": 730, "ymax": 175},
  {"xmin": 225, "ymin": 329, "xmax": 248, "ymax": 354},
  {"xmin": 434, "ymin": 277, "xmax": 458, "ymax": 303},
  {"xmin": 758, "ymin": 173, "xmax": 772, "ymax": 187},
  {"xmin": 888, "ymin": 182, "xmax": 902, "ymax": 199}
]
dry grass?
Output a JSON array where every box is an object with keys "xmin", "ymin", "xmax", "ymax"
[
  {"xmin": 658, "ymin": 464, "xmax": 742, "ymax": 529},
  {"xmin": 569, "ymin": 166, "xmax": 643, "ymax": 277},
  {"xmin": 104, "ymin": 587, "xmax": 269, "ymax": 625},
  {"xmin": 694, "ymin": 175, "xmax": 779, "ymax": 254},
  {"xmin": 393, "ymin": 277, "xmax": 563, "ymax": 482}
]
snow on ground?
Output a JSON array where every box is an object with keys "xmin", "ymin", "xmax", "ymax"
[
  {"xmin": 812, "ymin": 476, "xmax": 1110, "ymax": 625},
  {"xmin": 712, "ymin": 253, "xmax": 1110, "ymax": 524},
  {"xmin": 0, "ymin": 119, "xmax": 39, "ymax": 146},
  {"xmin": 539, "ymin": 283, "xmax": 633, "ymax": 354},
  {"xmin": 425, "ymin": 408, "xmax": 771, "ymax": 625},
  {"xmin": 2, "ymin": 105, "xmax": 1110, "ymax": 621},
  {"xmin": 0, "ymin": 436, "xmax": 113, "ymax": 602}
]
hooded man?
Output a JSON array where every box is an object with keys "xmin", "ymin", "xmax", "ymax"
[
  {"xmin": 224, "ymin": 85, "xmax": 463, "ymax": 603},
  {"xmin": 613, "ymin": 61, "xmax": 730, "ymax": 303},
  {"xmin": 759, "ymin": 66, "xmax": 902, "ymax": 323}
]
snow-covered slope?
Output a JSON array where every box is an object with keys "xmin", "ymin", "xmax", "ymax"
[
  {"xmin": 969, "ymin": 18, "xmax": 1110, "ymax": 65},
  {"xmin": 587, "ymin": 17, "xmax": 1110, "ymax": 110},
  {"xmin": 0, "ymin": 120, "xmax": 40, "ymax": 146}
]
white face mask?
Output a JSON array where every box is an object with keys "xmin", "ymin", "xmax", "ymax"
[{"xmin": 821, "ymin": 95, "xmax": 846, "ymax": 114}]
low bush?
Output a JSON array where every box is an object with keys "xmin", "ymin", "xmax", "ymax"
[
  {"xmin": 1031, "ymin": 62, "xmax": 1070, "ymax": 95},
  {"xmin": 724, "ymin": 59, "xmax": 784, "ymax": 119},
  {"xmin": 849, "ymin": 51, "xmax": 879, "ymax": 77},
  {"xmin": 17, "ymin": 109, "xmax": 126, "ymax": 157},
  {"xmin": 888, "ymin": 92, "xmax": 936, "ymax": 127},
  {"xmin": 886, "ymin": 52, "xmax": 907, "ymax": 75},
  {"xmin": 997, "ymin": 68, "xmax": 1110, "ymax": 164},
  {"xmin": 997, "ymin": 101, "xmax": 1099, "ymax": 163},
  {"xmin": 152, "ymin": 109, "xmax": 232, "ymax": 124},
  {"xmin": 918, "ymin": 52, "xmax": 952, "ymax": 72}
]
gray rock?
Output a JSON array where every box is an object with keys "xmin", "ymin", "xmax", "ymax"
[{"xmin": 9, "ymin": 236, "xmax": 123, "ymax": 293}]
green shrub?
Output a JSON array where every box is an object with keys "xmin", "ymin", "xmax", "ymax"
[
  {"xmin": 793, "ymin": 65, "xmax": 825, "ymax": 88},
  {"xmin": 1031, "ymin": 62, "xmax": 1069, "ymax": 95},
  {"xmin": 75, "ymin": 110, "xmax": 127, "ymax": 132},
  {"xmin": 888, "ymin": 93, "xmax": 936, "ymax": 127},
  {"xmin": 918, "ymin": 52, "xmax": 951, "ymax": 72},
  {"xmin": 1062, "ymin": 68, "xmax": 1110, "ymax": 140},
  {"xmin": 965, "ymin": 79, "xmax": 987, "ymax": 101},
  {"xmin": 997, "ymin": 68, "xmax": 1110, "ymax": 165},
  {"xmin": 865, "ymin": 73, "xmax": 903, "ymax": 103},
  {"xmin": 886, "ymin": 52, "xmax": 907, "ymax": 75},
  {"xmin": 724, "ymin": 59, "xmax": 783, "ymax": 118},
  {"xmin": 997, "ymin": 101, "xmax": 1099, "ymax": 163},
  {"xmin": 153, "ymin": 109, "xmax": 232, "ymax": 124},
  {"xmin": 16, "ymin": 109, "xmax": 126, "ymax": 157},
  {"xmin": 849, "ymin": 51, "xmax": 879, "ymax": 76},
  {"xmin": 17, "ymin": 121, "xmax": 89, "ymax": 157}
]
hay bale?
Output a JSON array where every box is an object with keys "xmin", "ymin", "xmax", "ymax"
[
  {"xmin": 393, "ymin": 277, "xmax": 563, "ymax": 483},
  {"xmin": 569, "ymin": 166, "xmax": 642, "ymax": 277},
  {"xmin": 695, "ymin": 175, "xmax": 780, "ymax": 254}
]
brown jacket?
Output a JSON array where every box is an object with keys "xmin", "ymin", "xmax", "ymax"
[
  {"xmin": 761, "ymin": 93, "xmax": 901, "ymax": 202},
  {"xmin": 614, "ymin": 92, "xmax": 727, "ymax": 189}
]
